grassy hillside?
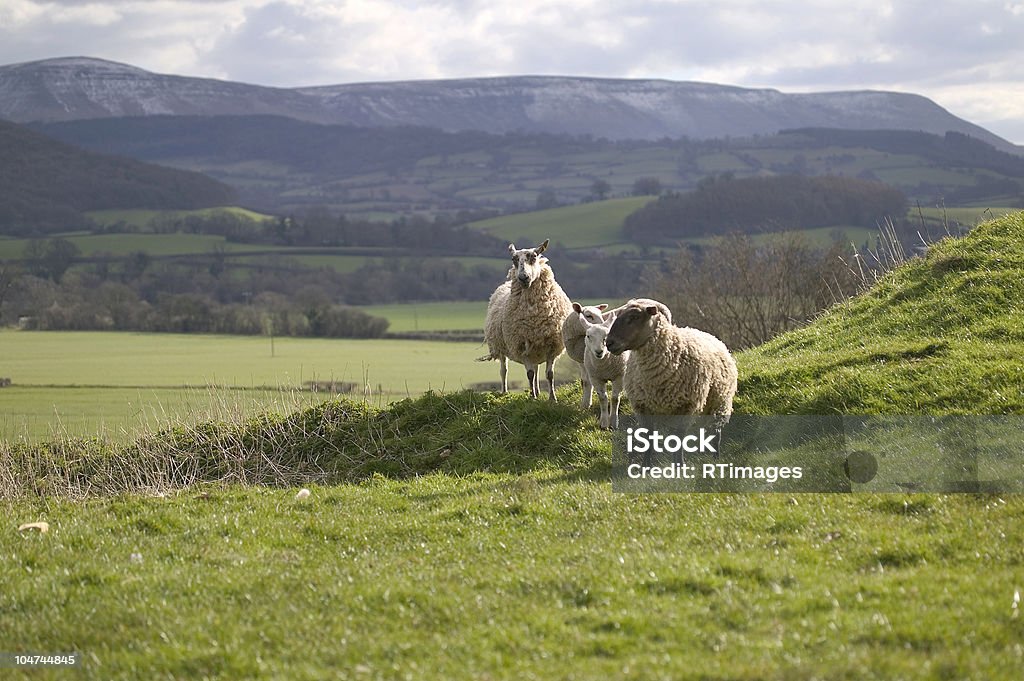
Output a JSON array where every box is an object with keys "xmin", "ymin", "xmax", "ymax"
[
  {"xmin": 3, "ymin": 213, "xmax": 1024, "ymax": 679},
  {"xmin": 35, "ymin": 117, "xmax": 1024, "ymax": 217},
  {"xmin": 469, "ymin": 197, "xmax": 655, "ymax": 249},
  {"xmin": 0, "ymin": 119, "xmax": 235, "ymax": 235},
  {"xmin": 737, "ymin": 210, "xmax": 1024, "ymax": 415}
]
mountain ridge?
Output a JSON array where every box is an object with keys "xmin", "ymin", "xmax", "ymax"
[{"xmin": 1, "ymin": 56, "xmax": 1018, "ymax": 154}]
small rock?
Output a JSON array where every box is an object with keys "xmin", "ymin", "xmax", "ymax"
[{"xmin": 295, "ymin": 488, "xmax": 311, "ymax": 500}]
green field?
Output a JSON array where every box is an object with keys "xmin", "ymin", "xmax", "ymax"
[
  {"xmin": 85, "ymin": 206, "xmax": 274, "ymax": 229},
  {"xmin": 2, "ymin": 213, "xmax": 1024, "ymax": 678},
  {"xmin": 469, "ymin": 197, "xmax": 655, "ymax": 249},
  {"xmin": 360, "ymin": 300, "xmax": 489, "ymax": 332},
  {"xmin": 0, "ymin": 233, "xmax": 281, "ymax": 259},
  {"xmin": 0, "ymin": 331, "xmax": 507, "ymax": 441}
]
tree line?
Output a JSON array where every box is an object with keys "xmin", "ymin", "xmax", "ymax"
[{"xmin": 624, "ymin": 174, "xmax": 907, "ymax": 245}]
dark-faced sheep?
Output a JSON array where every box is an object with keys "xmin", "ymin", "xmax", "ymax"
[{"xmin": 605, "ymin": 298, "xmax": 737, "ymax": 433}]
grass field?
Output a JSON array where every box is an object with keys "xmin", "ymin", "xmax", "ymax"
[
  {"xmin": 469, "ymin": 197, "xmax": 655, "ymax": 249},
  {"xmin": 85, "ymin": 206, "xmax": 273, "ymax": 229},
  {"xmin": 360, "ymin": 300, "xmax": 488, "ymax": 332},
  {"xmin": 3, "ymin": 477, "xmax": 1022, "ymax": 679},
  {"xmin": 0, "ymin": 331, "xmax": 504, "ymax": 441},
  {"xmin": 2, "ymin": 214, "xmax": 1023, "ymax": 679}
]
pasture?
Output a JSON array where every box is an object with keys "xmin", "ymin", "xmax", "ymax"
[
  {"xmin": 85, "ymin": 206, "xmax": 274, "ymax": 230},
  {"xmin": 360, "ymin": 300, "xmax": 488, "ymax": 332},
  {"xmin": 0, "ymin": 331, "xmax": 506, "ymax": 442},
  {"xmin": 1, "ymin": 213, "xmax": 1023, "ymax": 679},
  {"xmin": 3, "ymin": 476, "xmax": 1022, "ymax": 679},
  {"xmin": 469, "ymin": 197, "xmax": 655, "ymax": 249}
]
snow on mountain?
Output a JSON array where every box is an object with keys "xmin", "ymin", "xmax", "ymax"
[{"xmin": 0, "ymin": 57, "xmax": 1015, "ymax": 153}]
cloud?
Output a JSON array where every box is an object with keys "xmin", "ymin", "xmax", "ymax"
[{"xmin": 1, "ymin": 0, "xmax": 1022, "ymax": 141}]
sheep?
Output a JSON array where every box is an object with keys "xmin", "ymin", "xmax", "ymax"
[
  {"xmin": 605, "ymin": 297, "xmax": 737, "ymax": 437},
  {"xmin": 561, "ymin": 301, "xmax": 609, "ymax": 408},
  {"xmin": 479, "ymin": 239, "xmax": 573, "ymax": 400},
  {"xmin": 581, "ymin": 313, "xmax": 628, "ymax": 429}
]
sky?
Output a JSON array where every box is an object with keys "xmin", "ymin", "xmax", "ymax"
[{"xmin": 2, "ymin": 0, "xmax": 1023, "ymax": 143}]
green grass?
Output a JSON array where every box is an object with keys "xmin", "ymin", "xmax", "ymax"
[
  {"xmin": 0, "ymin": 233, "xmax": 281, "ymax": 259},
  {"xmin": 737, "ymin": 210, "xmax": 1024, "ymax": 415},
  {"xmin": 85, "ymin": 206, "xmax": 274, "ymax": 229},
  {"xmin": 469, "ymin": 197, "xmax": 655, "ymax": 249},
  {"xmin": 3, "ymin": 212, "xmax": 1024, "ymax": 678},
  {"xmin": 3, "ymin": 467, "xmax": 1022, "ymax": 679},
  {"xmin": 0, "ymin": 331, "xmax": 505, "ymax": 441},
  {"xmin": 359, "ymin": 300, "xmax": 489, "ymax": 332}
]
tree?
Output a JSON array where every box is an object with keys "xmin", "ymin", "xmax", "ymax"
[
  {"xmin": 590, "ymin": 179, "xmax": 612, "ymax": 201},
  {"xmin": 22, "ymin": 237, "xmax": 81, "ymax": 282},
  {"xmin": 650, "ymin": 233, "xmax": 861, "ymax": 349},
  {"xmin": 632, "ymin": 177, "xmax": 662, "ymax": 196},
  {"xmin": 535, "ymin": 189, "xmax": 559, "ymax": 210},
  {"xmin": 0, "ymin": 261, "xmax": 20, "ymax": 318}
]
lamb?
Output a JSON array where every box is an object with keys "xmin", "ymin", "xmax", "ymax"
[
  {"xmin": 581, "ymin": 313, "xmax": 628, "ymax": 429},
  {"xmin": 561, "ymin": 301, "xmax": 609, "ymax": 408},
  {"xmin": 605, "ymin": 298, "xmax": 737, "ymax": 434},
  {"xmin": 479, "ymin": 239, "xmax": 574, "ymax": 400}
]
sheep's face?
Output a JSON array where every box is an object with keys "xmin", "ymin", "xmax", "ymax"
[
  {"xmin": 584, "ymin": 318, "xmax": 613, "ymax": 359},
  {"xmin": 572, "ymin": 301, "xmax": 608, "ymax": 324},
  {"xmin": 606, "ymin": 302, "xmax": 662, "ymax": 354},
  {"xmin": 508, "ymin": 240, "xmax": 549, "ymax": 288}
]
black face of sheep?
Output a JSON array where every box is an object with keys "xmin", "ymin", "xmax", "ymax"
[
  {"xmin": 606, "ymin": 304, "xmax": 660, "ymax": 354},
  {"xmin": 508, "ymin": 239, "xmax": 549, "ymax": 288}
]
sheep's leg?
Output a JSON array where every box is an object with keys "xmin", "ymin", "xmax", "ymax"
[
  {"xmin": 498, "ymin": 356, "xmax": 508, "ymax": 394},
  {"xmin": 610, "ymin": 378, "xmax": 623, "ymax": 430},
  {"xmin": 594, "ymin": 380, "xmax": 609, "ymax": 429},
  {"xmin": 525, "ymin": 362, "xmax": 539, "ymax": 398},
  {"xmin": 579, "ymin": 363, "xmax": 593, "ymax": 409},
  {"xmin": 546, "ymin": 357, "xmax": 557, "ymax": 401}
]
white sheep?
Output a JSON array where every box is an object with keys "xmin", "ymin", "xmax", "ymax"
[
  {"xmin": 581, "ymin": 313, "xmax": 628, "ymax": 429},
  {"xmin": 561, "ymin": 301, "xmax": 609, "ymax": 408},
  {"xmin": 605, "ymin": 298, "xmax": 737, "ymax": 434},
  {"xmin": 480, "ymin": 239, "xmax": 573, "ymax": 400}
]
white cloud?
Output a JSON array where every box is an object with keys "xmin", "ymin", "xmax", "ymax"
[{"xmin": 1, "ymin": 0, "xmax": 1022, "ymax": 141}]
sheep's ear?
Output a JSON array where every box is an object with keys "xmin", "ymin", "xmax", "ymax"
[
  {"xmin": 572, "ymin": 302, "xmax": 583, "ymax": 313},
  {"xmin": 597, "ymin": 304, "xmax": 608, "ymax": 311},
  {"xmin": 536, "ymin": 239, "xmax": 549, "ymax": 254},
  {"xmin": 645, "ymin": 305, "xmax": 660, "ymax": 317},
  {"xmin": 508, "ymin": 243, "xmax": 517, "ymax": 256}
]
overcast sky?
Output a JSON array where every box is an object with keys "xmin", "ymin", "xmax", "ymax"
[{"xmin": 2, "ymin": 0, "xmax": 1023, "ymax": 143}]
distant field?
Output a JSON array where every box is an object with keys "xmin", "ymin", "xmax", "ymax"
[
  {"xmin": 363, "ymin": 298, "xmax": 619, "ymax": 333},
  {"xmin": 361, "ymin": 301, "xmax": 488, "ymax": 332},
  {"xmin": 469, "ymin": 197, "xmax": 655, "ymax": 249},
  {"xmin": 86, "ymin": 206, "xmax": 274, "ymax": 229},
  {"xmin": 0, "ymin": 232, "xmax": 281, "ymax": 259},
  {"xmin": 915, "ymin": 205, "xmax": 1020, "ymax": 228},
  {"xmin": 0, "ymin": 331, "xmax": 506, "ymax": 441}
]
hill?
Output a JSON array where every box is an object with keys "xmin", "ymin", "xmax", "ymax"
[
  {"xmin": 1, "ymin": 57, "xmax": 1016, "ymax": 153},
  {"xmin": 0, "ymin": 119, "xmax": 236, "ymax": 235},
  {"xmin": 737, "ymin": 210, "xmax": 1024, "ymax": 414},
  {"xmin": 32, "ymin": 116, "xmax": 1024, "ymax": 216}
]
